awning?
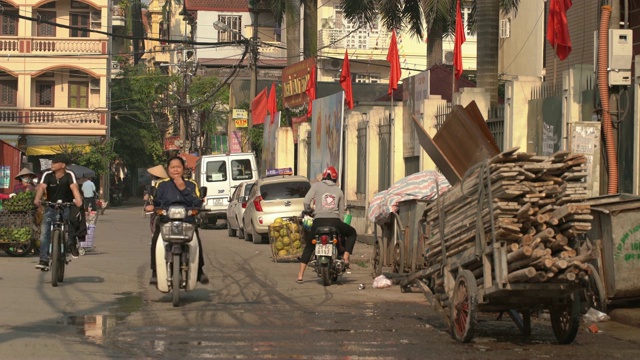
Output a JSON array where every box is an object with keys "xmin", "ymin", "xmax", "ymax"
[{"xmin": 26, "ymin": 145, "xmax": 91, "ymax": 156}]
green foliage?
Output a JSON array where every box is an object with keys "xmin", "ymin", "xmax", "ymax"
[
  {"xmin": 188, "ymin": 75, "xmax": 230, "ymax": 137},
  {"xmin": 77, "ymin": 139, "xmax": 118, "ymax": 177},
  {"xmin": 110, "ymin": 62, "xmax": 174, "ymax": 168}
]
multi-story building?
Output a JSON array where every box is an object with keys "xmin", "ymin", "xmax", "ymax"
[{"xmin": 0, "ymin": 0, "xmax": 114, "ymax": 160}]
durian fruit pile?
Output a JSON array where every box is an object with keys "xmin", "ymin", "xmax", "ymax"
[
  {"xmin": 269, "ymin": 217, "xmax": 304, "ymax": 257},
  {"xmin": 0, "ymin": 226, "xmax": 32, "ymax": 242},
  {"xmin": 2, "ymin": 191, "xmax": 37, "ymax": 212}
]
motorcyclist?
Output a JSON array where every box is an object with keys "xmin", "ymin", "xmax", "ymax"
[
  {"xmin": 144, "ymin": 156, "xmax": 208, "ymax": 285},
  {"xmin": 296, "ymin": 166, "xmax": 357, "ymax": 283}
]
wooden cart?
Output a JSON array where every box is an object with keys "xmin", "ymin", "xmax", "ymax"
[{"xmin": 372, "ymin": 151, "xmax": 599, "ymax": 344}]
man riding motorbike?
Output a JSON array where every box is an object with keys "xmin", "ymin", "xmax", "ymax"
[
  {"xmin": 144, "ymin": 156, "xmax": 208, "ymax": 285},
  {"xmin": 296, "ymin": 166, "xmax": 357, "ymax": 283}
]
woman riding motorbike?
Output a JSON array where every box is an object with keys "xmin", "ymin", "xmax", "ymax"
[
  {"xmin": 144, "ymin": 156, "xmax": 209, "ymax": 285},
  {"xmin": 296, "ymin": 166, "xmax": 357, "ymax": 283}
]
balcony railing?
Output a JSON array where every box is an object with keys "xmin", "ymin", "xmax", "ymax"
[
  {"xmin": 29, "ymin": 109, "xmax": 103, "ymax": 125},
  {"xmin": 32, "ymin": 39, "xmax": 105, "ymax": 54},
  {"xmin": 0, "ymin": 110, "xmax": 20, "ymax": 124},
  {"xmin": 318, "ymin": 28, "xmax": 391, "ymax": 51},
  {"xmin": 0, "ymin": 39, "xmax": 19, "ymax": 53}
]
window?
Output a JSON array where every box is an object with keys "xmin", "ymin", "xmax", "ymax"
[
  {"xmin": 260, "ymin": 181, "xmax": 310, "ymax": 200},
  {"xmin": 231, "ymin": 159, "xmax": 254, "ymax": 181},
  {"xmin": 36, "ymin": 81, "xmax": 55, "ymax": 107},
  {"xmin": 159, "ymin": 21, "xmax": 169, "ymax": 44},
  {"xmin": 0, "ymin": 80, "xmax": 18, "ymax": 106},
  {"xmin": 70, "ymin": 13, "xmax": 89, "ymax": 37},
  {"xmin": 217, "ymin": 15, "xmax": 241, "ymax": 42},
  {"xmin": 205, "ymin": 160, "xmax": 227, "ymax": 182},
  {"xmin": 36, "ymin": 11, "xmax": 56, "ymax": 36},
  {"xmin": 68, "ymin": 82, "xmax": 88, "ymax": 108},
  {"xmin": 1, "ymin": 12, "xmax": 18, "ymax": 36}
]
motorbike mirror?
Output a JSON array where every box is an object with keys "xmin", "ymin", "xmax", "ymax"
[{"xmin": 199, "ymin": 187, "xmax": 207, "ymax": 198}]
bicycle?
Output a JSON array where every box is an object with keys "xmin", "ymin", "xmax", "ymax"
[{"xmin": 41, "ymin": 200, "xmax": 75, "ymax": 287}]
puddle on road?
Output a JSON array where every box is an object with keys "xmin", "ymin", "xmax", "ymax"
[{"xmin": 60, "ymin": 292, "xmax": 143, "ymax": 344}]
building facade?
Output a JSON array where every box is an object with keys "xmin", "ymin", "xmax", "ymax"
[{"xmin": 0, "ymin": 0, "xmax": 112, "ymax": 158}]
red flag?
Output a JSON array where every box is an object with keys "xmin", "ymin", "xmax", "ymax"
[
  {"xmin": 387, "ymin": 29, "xmax": 401, "ymax": 95},
  {"xmin": 250, "ymin": 88, "xmax": 267, "ymax": 125},
  {"xmin": 305, "ymin": 66, "xmax": 316, "ymax": 118},
  {"xmin": 546, "ymin": 0, "xmax": 572, "ymax": 61},
  {"xmin": 340, "ymin": 50, "xmax": 354, "ymax": 109},
  {"xmin": 267, "ymin": 82, "xmax": 277, "ymax": 124},
  {"xmin": 453, "ymin": 0, "xmax": 466, "ymax": 79}
]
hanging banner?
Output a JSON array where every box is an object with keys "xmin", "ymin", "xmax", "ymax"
[
  {"xmin": 308, "ymin": 92, "xmax": 344, "ymax": 182},
  {"xmin": 281, "ymin": 57, "xmax": 316, "ymax": 108},
  {"xmin": 261, "ymin": 112, "xmax": 280, "ymax": 174},
  {"xmin": 229, "ymin": 130, "xmax": 243, "ymax": 153}
]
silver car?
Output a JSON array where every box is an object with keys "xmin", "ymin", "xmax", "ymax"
[
  {"xmin": 243, "ymin": 175, "xmax": 311, "ymax": 244},
  {"xmin": 226, "ymin": 181, "xmax": 254, "ymax": 239}
]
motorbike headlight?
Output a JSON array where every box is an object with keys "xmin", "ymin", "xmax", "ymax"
[
  {"xmin": 167, "ymin": 206, "xmax": 187, "ymax": 220},
  {"xmin": 161, "ymin": 221, "xmax": 195, "ymax": 241}
]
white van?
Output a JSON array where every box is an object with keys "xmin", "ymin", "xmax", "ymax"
[{"xmin": 194, "ymin": 152, "xmax": 258, "ymax": 228}]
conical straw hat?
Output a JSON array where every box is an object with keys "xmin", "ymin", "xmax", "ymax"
[
  {"xmin": 15, "ymin": 168, "xmax": 37, "ymax": 180},
  {"xmin": 147, "ymin": 165, "xmax": 168, "ymax": 179}
]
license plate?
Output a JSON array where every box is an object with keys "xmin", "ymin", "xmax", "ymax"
[
  {"xmin": 211, "ymin": 198, "xmax": 223, "ymax": 206},
  {"xmin": 315, "ymin": 244, "xmax": 333, "ymax": 257}
]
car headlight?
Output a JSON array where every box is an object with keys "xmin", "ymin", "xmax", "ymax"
[
  {"xmin": 161, "ymin": 221, "xmax": 195, "ymax": 241},
  {"xmin": 167, "ymin": 206, "xmax": 187, "ymax": 219}
]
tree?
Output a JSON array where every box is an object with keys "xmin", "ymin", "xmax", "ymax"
[
  {"xmin": 110, "ymin": 60, "xmax": 177, "ymax": 169},
  {"xmin": 186, "ymin": 75, "xmax": 230, "ymax": 154},
  {"xmin": 340, "ymin": 0, "xmax": 520, "ymax": 106}
]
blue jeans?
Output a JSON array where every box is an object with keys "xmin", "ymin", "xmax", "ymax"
[{"xmin": 40, "ymin": 207, "xmax": 70, "ymax": 262}]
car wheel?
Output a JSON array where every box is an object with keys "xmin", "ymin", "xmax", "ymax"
[
  {"xmin": 228, "ymin": 225, "xmax": 236, "ymax": 237},
  {"xmin": 236, "ymin": 217, "xmax": 244, "ymax": 239},
  {"xmin": 243, "ymin": 220, "xmax": 251, "ymax": 242},
  {"xmin": 252, "ymin": 223, "xmax": 263, "ymax": 244}
]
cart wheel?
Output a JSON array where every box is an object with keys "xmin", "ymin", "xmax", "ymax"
[
  {"xmin": 4, "ymin": 241, "xmax": 33, "ymax": 257},
  {"xmin": 550, "ymin": 295, "xmax": 580, "ymax": 344},
  {"xmin": 451, "ymin": 270, "xmax": 478, "ymax": 343},
  {"xmin": 78, "ymin": 247, "xmax": 86, "ymax": 256},
  {"xmin": 585, "ymin": 264, "xmax": 607, "ymax": 313},
  {"xmin": 392, "ymin": 241, "xmax": 405, "ymax": 274}
]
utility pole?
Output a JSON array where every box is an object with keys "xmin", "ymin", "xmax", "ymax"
[{"xmin": 249, "ymin": 7, "xmax": 259, "ymax": 128}]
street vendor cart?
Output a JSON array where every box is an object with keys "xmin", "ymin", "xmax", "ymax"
[{"xmin": 0, "ymin": 192, "xmax": 41, "ymax": 256}]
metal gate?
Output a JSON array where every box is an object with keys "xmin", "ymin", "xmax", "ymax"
[
  {"xmin": 378, "ymin": 118, "xmax": 391, "ymax": 192},
  {"xmin": 528, "ymin": 83, "xmax": 563, "ymax": 155},
  {"xmin": 356, "ymin": 121, "xmax": 367, "ymax": 195},
  {"xmin": 487, "ymin": 105, "xmax": 505, "ymax": 151}
]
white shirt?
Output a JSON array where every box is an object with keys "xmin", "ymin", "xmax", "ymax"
[{"xmin": 81, "ymin": 180, "xmax": 96, "ymax": 198}]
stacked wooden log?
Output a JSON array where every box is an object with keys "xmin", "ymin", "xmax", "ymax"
[{"xmin": 424, "ymin": 148, "xmax": 594, "ymax": 285}]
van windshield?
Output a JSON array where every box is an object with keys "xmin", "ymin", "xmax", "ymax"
[
  {"xmin": 205, "ymin": 160, "xmax": 227, "ymax": 182},
  {"xmin": 231, "ymin": 159, "xmax": 254, "ymax": 181}
]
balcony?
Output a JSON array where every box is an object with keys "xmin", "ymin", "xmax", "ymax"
[
  {"xmin": 0, "ymin": 39, "xmax": 19, "ymax": 53},
  {"xmin": 112, "ymin": 6, "xmax": 125, "ymax": 27},
  {"xmin": 318, "ymin": 28, "xmax": 391, "ymax": 51},
  {"xmin": 0, "ymin": 108, "xmax": 107, "ymax": 135}
]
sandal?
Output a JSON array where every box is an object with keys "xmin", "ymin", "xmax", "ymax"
[{"xmin": 296, "ymin": 278, "xmax": 304, "ymax": 284}]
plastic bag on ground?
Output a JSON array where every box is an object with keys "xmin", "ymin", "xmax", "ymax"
[
  {"xmin": 582, "ymin": 307, "xmax": 610, "ymax": 323},
  {"xmin": 372, "ymin": 275, "xmax": 393, "ymax": 289}
]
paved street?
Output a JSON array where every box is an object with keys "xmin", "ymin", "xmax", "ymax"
[{"xmin": 1, "ymin": 201, "xmax": 640, "ymax": 359}]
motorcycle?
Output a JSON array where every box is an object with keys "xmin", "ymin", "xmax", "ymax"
[
  {"xmin": 149, "ymin": 187, "xmax": 207, "ymax": 307},
  {"xmin": 303, "ymin": 212, "xmax": 347, "ymax": 287}
]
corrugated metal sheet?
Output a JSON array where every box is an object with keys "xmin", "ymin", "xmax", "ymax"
[{"xmin": 0, "ymin": 140, "xmax": 23, "ymax": 195}]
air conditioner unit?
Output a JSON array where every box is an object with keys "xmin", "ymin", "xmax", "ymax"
[
  {"xmin": 500, "ymin": 19, "xmax": 511, "ymax": 39},
  {"xmin": 443, "ymin": 51, "xmax": 454, "ymax": 65},
  {"xmin": 89, "ymin": 79, "xmax": 100, "ymax": 90},
  {"xmin": 328, "ymin": 58, "xmax": 341, "ymax": 70}
]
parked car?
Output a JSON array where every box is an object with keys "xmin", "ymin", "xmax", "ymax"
[
  {"xmin": 226, "ymin": 181, "xmax": 255, "ymax": 239},
  {"xmin": 243, "ymin": 174, "xmax": 311, "ymax": 244},
  {"xmin": 194, "ymin": 152, "xmax": 258, "ymax": 228}
]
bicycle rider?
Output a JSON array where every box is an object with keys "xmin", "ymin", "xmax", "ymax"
[{"xmin": 33, "ymin": 154, "xmax": 84, "ymax": 269}]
